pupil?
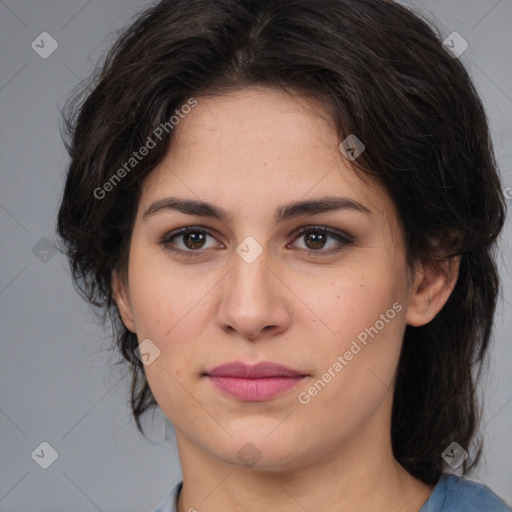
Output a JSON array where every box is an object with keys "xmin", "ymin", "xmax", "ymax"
[
  {"xmin": 306, "ymin": 232, "xmax": 325, "ymax": 249},
  {"xmin": 185, "ymin": 232, "xmax": 205, "ymax": 249}
]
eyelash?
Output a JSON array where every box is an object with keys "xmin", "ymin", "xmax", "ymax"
[{"xmin": 159, "ymin": 225, "xmax": 354, "ymax": 258}]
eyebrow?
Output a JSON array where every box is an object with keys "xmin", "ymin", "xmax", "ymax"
[{"xmin": 142, "ymin": 195, "xmax": 372, "ymax": 223}]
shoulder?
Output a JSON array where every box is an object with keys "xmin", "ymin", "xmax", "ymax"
[{"xmin": 423, "ymin": 474, "xmax": 511, "ymax": 512}]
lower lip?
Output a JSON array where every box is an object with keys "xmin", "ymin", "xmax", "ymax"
[{"xmin": 207, "ymin": 376, "xmax": 306, "ymax": 401}]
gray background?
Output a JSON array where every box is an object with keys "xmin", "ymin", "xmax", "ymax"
[{"xmin": 0, "ymin": 0, "xmax": 511, "ymax": 510}]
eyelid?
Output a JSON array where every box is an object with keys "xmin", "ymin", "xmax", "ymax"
[
  {"xmin": 160, "ymin": 226, "xmax": 223, "ymax": 255},
  {"xmin": 288, "ymin": 225, "xmax": 354, "ymax": 256},
  {"xmin": 291, "ymin": 224, "xmax": 354, "ymax": 244}
]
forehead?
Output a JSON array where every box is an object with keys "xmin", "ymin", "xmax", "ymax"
[
  {"xmin": 168, "ymin": 86, "xmax": 339, "ymax": 172},
  {"xmin": 139, "ymin": 86, "xmax": 397, "ymax": 227}
]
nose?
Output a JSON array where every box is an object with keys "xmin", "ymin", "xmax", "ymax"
[{"xmin": 216, "ymin": 244, "xmax": 291, "ymax": 342}]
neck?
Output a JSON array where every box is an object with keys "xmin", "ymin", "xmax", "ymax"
[{"xmin": 174, "ymin": 395, "xmax": 433, "ymax": 512}]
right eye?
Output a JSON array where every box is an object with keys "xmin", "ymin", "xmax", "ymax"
[{"xmin": 160, "ymin": 226, "xmax": 224, "ymax": 256}]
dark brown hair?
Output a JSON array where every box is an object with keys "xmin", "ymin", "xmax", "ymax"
[{"xmin": 56, "ymin": 0, "xmax": 506, "ymax": 485}]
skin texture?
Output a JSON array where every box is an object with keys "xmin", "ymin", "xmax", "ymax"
[{"xmin": 113, "ymin": 86, "xmax": 459, "ymax": 512}]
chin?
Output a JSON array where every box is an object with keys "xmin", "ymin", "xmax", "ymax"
[{"xmin": 214, "ymin": 432, "xmax": 312, "ymax": 472}]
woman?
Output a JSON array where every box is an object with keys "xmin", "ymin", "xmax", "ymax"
[{"xmin": 56, "ymin": 0, "xmax": 511, "ymax": 510}]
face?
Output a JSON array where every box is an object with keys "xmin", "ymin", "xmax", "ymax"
[{"xmin": 114, "ymin": 86, "xmax": 447, "ymax": 472}]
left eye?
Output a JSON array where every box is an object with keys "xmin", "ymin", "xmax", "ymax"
[
  {"xmin": 160, "ymin": 225, "xmax": 353, "ymax": 256},
  {"xmin": 289, "ymin": 226, "xmax": 353, "ymax": 254}
]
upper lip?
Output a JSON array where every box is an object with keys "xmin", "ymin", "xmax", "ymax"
[{"xmin": 205, "ymin": 361, "xmax": 307, "ymax": 378}]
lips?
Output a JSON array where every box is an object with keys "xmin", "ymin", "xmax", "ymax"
[
  {"xmin": 204, "ymin": 361, "xmax": 308, "ymax": 401},
  {"xmin": 206, "ymin": 361, "xmax": 306, "ymax": 378}
]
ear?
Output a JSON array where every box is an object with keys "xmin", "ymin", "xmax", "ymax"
[
  {"xmin": 405, "ymin": 256, "xmax": 460, "ymax": 327},
  {"xmin": 112, "ymin": 269, "xmax": 137, "ymax": 333}
]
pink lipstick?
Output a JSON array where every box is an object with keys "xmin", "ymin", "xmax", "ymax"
[{"xmin": 204, "ymin": 361, "xmax": 307, "ymax": 401}]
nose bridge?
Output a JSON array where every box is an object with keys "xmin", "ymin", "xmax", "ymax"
[
  {"xmin": 216, "ymin": 237, "xmax": 287, "ymax": 338},
  {"xmin": 229, "ymin": 240, "xmax": 272, "ymax": 304}
]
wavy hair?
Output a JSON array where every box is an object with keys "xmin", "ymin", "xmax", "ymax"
[{"xmin": 56, "ymin": 0, "xmax": 506, "ymax": 485}]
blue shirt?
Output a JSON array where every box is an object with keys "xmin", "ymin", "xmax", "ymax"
[{"xmin": 154, "ymin": 474, "xmax": 511, "ymax": 512}]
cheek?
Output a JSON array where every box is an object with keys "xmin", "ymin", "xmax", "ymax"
[
  {"xmin": 295, "ymin": 261, "xmax": 404, "ymax": 340},
  {"xmin": 296, "ymin": 260, "xmax": 407, "ymax": 397},
  {"xmin": 128, "ymin": 262, "xmax": 207, "ymax": 424},
  {"xmin": 130, "ymin": 281, "xmax": 203, "ymax": 371},
  {"xmin": 127, "ymin": 242, "xmax": 203, "ymax": 335},
  {"xmin": 295, "ymin": 280, "xmax": 405, "ymax": 434}
]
